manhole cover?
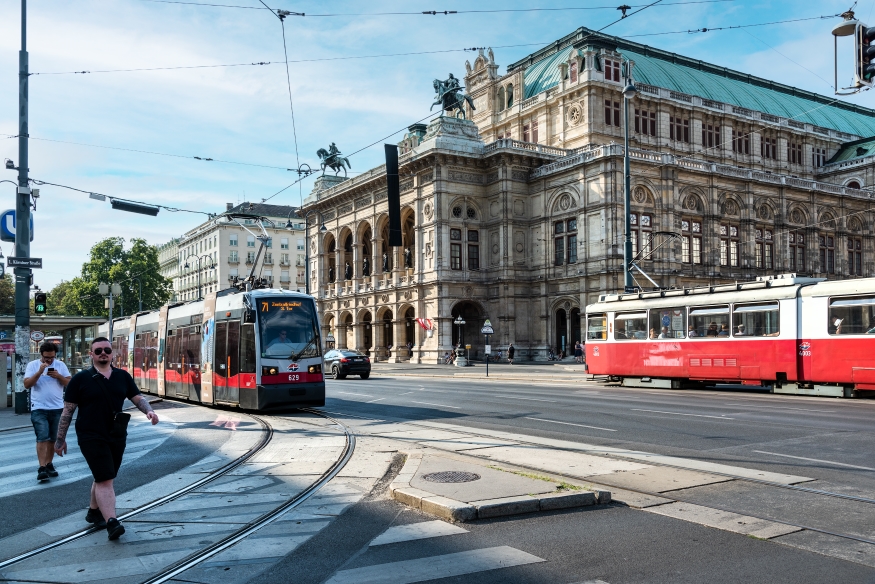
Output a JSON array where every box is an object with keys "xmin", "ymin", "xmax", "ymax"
[{"xmin": 422, "ymin": 471, "xmax": 481, "ymax": 483}]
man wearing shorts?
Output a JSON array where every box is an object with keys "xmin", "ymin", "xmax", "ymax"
[
  {"xmin": 24, "ymin": 342, "xmax": 72, "ymax": 482},
  {"xmin": 54, "ymin": 337, "xmax": 159, "ymax": 540}
]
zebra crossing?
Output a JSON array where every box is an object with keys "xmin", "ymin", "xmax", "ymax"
[{"xmin": 0, "ymin": 417, "xmax": 176, "ymax": 498}]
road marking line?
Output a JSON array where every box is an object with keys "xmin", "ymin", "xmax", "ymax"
[
  {"xmin": 631, "ymin": 409, "xmax": 734, "ymax": 420},
  {"xmin": 524, "ymin": 417, "xmax": 616, "ymax": 432},
  {"xmin": 365, "ymin": 398, "xmax": 386, "ymax": 404},
  {"xmin": 494, "ymin": 395, "xmax": 558, "ymax": 403},
  {"xmin": 399, "ymin": 392, "xmax": 414, "ymax": 395},
  {"xmin": 325, "ymin": 546, "xmax": 544, "ymax": 584},
  {"xmin": 370, "ymin": 520, "xmax": 467, "ymax": 546},
  {"xmin": 411, "ymin": 401, "xmax": 460, "ymax": 409},
  {"xmin": 726, "ymin": 404, "xmax": 835, "ymax": 413},
  {"xmin": 336, "ymin": 392, "xmax": 373, "ymax": 398},
  {"xmin": 752, "ymin": 451, "xmax": 875, "ymax": 471}
]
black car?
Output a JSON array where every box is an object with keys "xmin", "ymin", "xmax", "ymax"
[{"xmin": 323, "ymin": 350, "xmax": 371, "ymax": 379}]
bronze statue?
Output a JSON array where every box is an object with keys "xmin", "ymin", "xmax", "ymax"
[
  {"xmin": 362, "ymin": 256, "xmax": 370, "ymax": 276},
  {"xmin": 317, "ymin": 142, "xmax": 352, "ymax": 176},
  {"xmin": 328, "ymin": 265, "xmax": 335, "ymax": 283},
  {"xmin": 431, "ymin": 73, "xmax": 476, "ymax": 119},
  {"xmin": 382, "ymin": 252, "xmax": 389, "ymax": 272}
]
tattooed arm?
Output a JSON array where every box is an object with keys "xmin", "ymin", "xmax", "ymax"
[
  {"xmin": 132, "ymin": 394, "xmax": 159, "ymax": 425},
  {"xmin": 54, "ymin": 402, "xmax": 77, "ymax": 456}
]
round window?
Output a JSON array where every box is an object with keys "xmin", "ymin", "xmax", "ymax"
[
  {"xmin": 452, "ymin": 206, "xmax": 463, "ymax": 218},
  {"xmin": 466, "ymin": 207, "xmax": 476, "ymax": 219}
]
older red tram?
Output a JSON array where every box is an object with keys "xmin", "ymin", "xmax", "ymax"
[{"xmin": 585, "ymin": 274, "xmax": 875, "ymax": 398}]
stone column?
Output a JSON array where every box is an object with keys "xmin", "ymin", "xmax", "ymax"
[
  {"xmin": 334, "ymin": 251, "xmax": 342, "ymax": 295},
  {"xmin": 392, "ymin": 319, "xmax": 407, "ymax": 363}
]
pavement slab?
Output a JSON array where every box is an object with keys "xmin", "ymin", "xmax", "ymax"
[
  {"xmin": 646, "ymin": 501, "xmax": 802, "ymax": 539},
  {"xmin": 587, "ymin": 466, "xmax": 734, "ymax": 493},
  {"xmin": 410, "ymin": 454, "xmax": 557, "ymax": 501}
]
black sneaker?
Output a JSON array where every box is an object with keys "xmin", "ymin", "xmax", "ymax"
[
  {"xmin": 85, "ymin": 508, "xmax": 107, "ymax": 528},
  {"xmin": 37, "ymin": 467, "xmax": 49, "ymax": 482},
  {"xmin": 45, "ymin": 463, "xmax": 58, "ymax": 477},
  {"xmin": 106, "ymin": 518, "xmax": 125, "ymax": 540}
]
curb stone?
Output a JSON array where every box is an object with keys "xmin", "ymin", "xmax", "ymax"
[{"xmin": 389, "ymin": 451, "xmax": 609, "ymax": 522}]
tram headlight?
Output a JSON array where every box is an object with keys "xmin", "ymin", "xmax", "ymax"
[
  {"xmin": 308, "ymin": 364, "xmax": 322, "ymax": 374},
  {"xmin": 262, "ymin": 366, "xmax": 278, "ymax": 376}
]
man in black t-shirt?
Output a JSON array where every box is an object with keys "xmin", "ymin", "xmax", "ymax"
[{"xmin": 55, "ymin": 337, "xmax": 159, "ymax": 540}]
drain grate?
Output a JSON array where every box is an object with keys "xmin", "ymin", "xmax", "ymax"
[{"xmin": 422, "ymin": 471, "xmax": 481, "ymax": 483}]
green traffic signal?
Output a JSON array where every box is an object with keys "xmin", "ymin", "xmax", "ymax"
[{"xmin": 34, "ymin": 292, "xmax": 47, "ymax": 314}]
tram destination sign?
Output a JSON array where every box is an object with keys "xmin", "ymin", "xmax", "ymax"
[{"xmin": 7, "ymin": 257, "xmax": 42, "ymax": 268}]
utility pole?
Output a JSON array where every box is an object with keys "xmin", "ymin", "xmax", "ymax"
[
  {"xmin": 13, "ymin": 0, "xmax": 31, "ymax": 414},
  {"xmin": 100, "ymin": 283, "xmax": 121, "ymax": 338}
]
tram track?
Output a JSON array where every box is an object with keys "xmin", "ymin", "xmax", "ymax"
[
  {"xmin": 321, "ymin": 407, "xmax": 875, "ymax": 548},
  {"xmin": 0, "ymin": 411, "xmax": 273, "ymax": 571}
]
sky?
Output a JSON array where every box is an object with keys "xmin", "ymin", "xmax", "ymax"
[{"xmin": 1, "ymin": 0, "xmax": 874, "ymax": 290}]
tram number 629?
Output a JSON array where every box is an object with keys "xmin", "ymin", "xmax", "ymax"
[{"xmin": 288, "ymin": 374, "xmax": 300, "ymax": 382}]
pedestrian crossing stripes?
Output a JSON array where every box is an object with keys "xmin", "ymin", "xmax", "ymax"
[
  {"xmin": 0, "ymin": 419, "xmax": 176, "ymax": 498},
  {"xmin": 370, "ymin": 520, "xmax": 468, "ymax": 546}
]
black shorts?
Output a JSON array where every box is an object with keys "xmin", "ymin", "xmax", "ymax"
[{"xmin": 78, "ymin": 439, "xmax": 126, "ymax": 483}]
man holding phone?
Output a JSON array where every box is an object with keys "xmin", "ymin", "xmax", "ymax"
[{"xmin": 24, "ymin": 341, "xmax": 72, "ymax": 482}]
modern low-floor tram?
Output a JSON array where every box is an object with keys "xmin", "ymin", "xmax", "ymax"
[
  {"xmin": 585, "ymin": 274, "xmax": 875, "ymax": 398},
  {"xmin": 100, "ymin": 288, "xmax": 325, "ymax": 410}
]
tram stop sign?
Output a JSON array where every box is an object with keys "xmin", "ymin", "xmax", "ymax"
[{"xmin": 480, "ymin": 319, "xmax": 495, "ymax": 335}]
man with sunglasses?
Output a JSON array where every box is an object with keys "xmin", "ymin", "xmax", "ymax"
[
  {"xmin": 54, "ymin": 337, "xmax": 159, "ymax": 540},
  {"xmin": 24, "ymin": 341, "xmax": 72, "ymax": 482}
]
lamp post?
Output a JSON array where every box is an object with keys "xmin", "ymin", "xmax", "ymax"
[
  {"xmin": 622, "ymin": 66, "xmax": 637, "ymax": 293},
  {"xmin": 293, "ymin": 209, "xmax": 326, "ymax": 295},
  {"xmin": 453, "ymin": 315, "xmax": 467, "ymax": 367},
  {"xmin": 184, "ymin": 254, "xmax": 217, "ymax": 300}
]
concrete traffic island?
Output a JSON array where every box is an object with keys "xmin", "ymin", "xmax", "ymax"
[{"xmin": 390, "ymin": 451, "xmax": 610, "ymax": 522}]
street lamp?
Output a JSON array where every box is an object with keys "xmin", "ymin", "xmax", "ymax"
[
  {"xmin": 622, "ymin": 63, "xmax": 637, "ymax": 293},
  {"xmin": 184, "ymin": 254, "xmax": 217, "ymax": 300},
  {"xmin": 454, "ymin": 315, "xmax": 466, "ymax": 347},
  {"xmin": 296, "ymin": 209, "xmax": 327, "ymax": 295}
]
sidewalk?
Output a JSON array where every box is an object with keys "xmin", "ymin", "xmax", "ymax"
[{"xmin": 370, "ymin": 360, "xmax": 593, "ymax": 381}]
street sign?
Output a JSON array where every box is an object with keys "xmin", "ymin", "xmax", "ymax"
[
  {"xmin": 0, "ymin": 210, "xmax": 34, "ymax": 243},
  {"xmin": 485, "ymin": 344, "xmax": 491, "ymax": 354},
  {"xmin": 480, "ymin": 319, "xmax": 495, "ymax": 335},
  {"xmin": 30, "ymin": 330, "xmax": 44, "ymax": 342},
  {"xmin": 8, "ymin": 257, "xmax": 42, "ymax": 268}
]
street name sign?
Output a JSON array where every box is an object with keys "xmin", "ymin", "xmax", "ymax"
[{"xmin": 8, "ymin": 257, "xmax": 42, "ymax": 268}]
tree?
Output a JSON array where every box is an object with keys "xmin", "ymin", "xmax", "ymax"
[
  {"xmin": 0, "ymin": 274, "xmax": 14, "ymax": 315},
  {"xmin": 46, "ymin": 238, "xmax": 172, "ymax": 317}
]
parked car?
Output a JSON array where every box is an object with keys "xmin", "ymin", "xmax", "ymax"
[{"xmin": 324, "ymin": 349, "xmax": 371, "ymax": 379}]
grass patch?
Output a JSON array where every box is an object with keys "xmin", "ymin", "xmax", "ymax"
[{"xmin": 489, "ymin": 465, "xmax": 582, "ymax": 491}]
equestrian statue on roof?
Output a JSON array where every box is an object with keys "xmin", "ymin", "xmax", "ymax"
[
  {"xmin": 431, "ymin": 73, "xmax": 476, "ymax": 120},
  {"xmin": 317, "ymin": 142, "xmax": 351, "ymax": 176}
]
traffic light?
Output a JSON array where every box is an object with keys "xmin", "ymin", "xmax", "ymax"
[
  {"xmin": 34, "ymin": 292, "xmax": 46, "ymax": 314},
  {"xmin": 855, "ymin": 23, "xmax": 875, "ymax": 87}
]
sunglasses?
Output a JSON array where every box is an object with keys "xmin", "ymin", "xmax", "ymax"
[{"xmin": 92, "ymin": 347, "xmax": 113, "ymax": 355}]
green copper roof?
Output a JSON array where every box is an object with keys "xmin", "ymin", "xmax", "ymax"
[
  {"xmin": 517, "ymin": 28, "xmax": 875, "ymax": 137},
  {"xmin": 827, "ymin": 135, "xmax": 875, "ymax": 163}
]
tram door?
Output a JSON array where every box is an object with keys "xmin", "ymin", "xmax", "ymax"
[
  {"xmin": 214, "ymin": 321, "xmax": 240, "ymax": 404},
  {"xmin": 147, "ymin": 332, "xmax": 159, "ymax": 394},
  {"xmin": 134, "ymin": 333, "xmax": 147, "ymax": 390},
  {"xmin": 186, "ymin": 326, "xmax": 202, "ymax": 402},
  {"xmin": 177, "ymin": 328, "xmax": 190, "ymax": 398}
]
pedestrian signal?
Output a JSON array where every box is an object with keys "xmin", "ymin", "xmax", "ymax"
[
  {"xmin": 855, "ymin": 24, "xmax": 875, "ymax": 87},
  {"xmin": 34, "ymin": 292, "xmax": 47, "ymax": 314}
]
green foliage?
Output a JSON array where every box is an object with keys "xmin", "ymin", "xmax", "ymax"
[
  {"xmin": 45, "ymin": 237, "xmax": 172, "ymax": 317},
  {"xmin": 0, "ymin": 274, "xmax": 14, "ymax": 315}
]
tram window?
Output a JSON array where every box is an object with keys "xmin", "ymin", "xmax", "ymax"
[
  {"xmin": 587, "ymin": 313, "xmax": 607, "ymax": 340},
  {"xmin": 689, "ymin": 306, "xmax": 730, "ymax": 338},
  {"xmin": 732, "ymin": 302, "xmax": 779, "ymax": 337},
  {"xmin": 240, "ymin": 324, "xmax": 257, "ymax": 373},
  {"xmin": 648, "ymin": 308, "xmax": 686, "ymax": 339},
  {"xmin": 614, "ymin": 312, "xmax": 648, "ymax": 340},
  {"xmin": 828, "ymin": 296, "xmax": 875, "ymax": 335}
]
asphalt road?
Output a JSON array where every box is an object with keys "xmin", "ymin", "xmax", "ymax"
[{"xmin": 322, "ymin": 375, "xmax": 875, "ymax": 562}]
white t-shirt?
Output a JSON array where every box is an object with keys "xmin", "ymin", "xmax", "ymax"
[{"xmin": 25, "ymin": 358, "xmax": 70, "ymax": 410}]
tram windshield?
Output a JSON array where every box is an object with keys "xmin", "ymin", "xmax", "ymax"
[{"xmin": 257, "ymin": 298, "xmax": 321, "ymax": 360}]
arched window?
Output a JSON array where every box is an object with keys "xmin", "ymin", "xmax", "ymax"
[
  {"xmin": 847, "ymin": 180, "xmax": 861, "ymax": 190},
  {"xmin": 506, "ymin": 84, "xmax": 514, "ymax": 108},
  {"xmin": 497, "ymin": 86, "xmax": 505, "ymax": 112}
]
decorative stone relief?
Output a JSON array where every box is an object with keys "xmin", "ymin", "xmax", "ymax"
[
  {"xmin": 322, "ymin": 210, "xmax": 335, "ymax": 220},
  {"xmin": 448, "ymin": 170, "xmax": 484, "ymax": 184},
  {"xmin": 567, "ymin": 104, "xmax": 583, "ymax": 126},
  {"xmin": 490, "ymin": 201, "xmax": 499, "ymax": 217},
  {"xmin": 722, "ymin": 200, "xmax": 739, "ymax": 216},
  {"xmin": 486, "ymin": 171, "xmax": 499, "ymax": 183},
  {"xmin": 423, "ymin": 202, "xmax": 433, "ymax": 219},
  {"xmin": 684, "ymin": 195, "xmax": 700, "ymax": 211},
  {"xmin": 514, "ymin": 231, "xmax": 525, "ymax": 255},
  {"xmin": 339, "ymin": 204, "xmax": 353, "ymax": 215},
  {"xmin": 363, "ymin": 297, "xmax": 369, "ymax": 305},
  {"xmin": 559, "ymin": 194, "xmax": 572, "ymax": 211},
  {"xmin": 849, "ymin": 218, "xmax": 862, "ymax": 232},
  {"xmin": 757, "ymin": 205, "xmax": 772, "ymax": 220},
  {"xmin": 513, "ymin": 200, "xmax": 525, "ymax": 216},
  {"xmin": 790, "ymin": 208, "xmax": 804, "ymax": 224},
  {"xmin": 400, "ymin": 179, "xmax": 414, "ymax": 192},
  {"xmin": 511, "ymin": 169, "xmax": 529, "ymax": 181},
  {"xmin": 380, "ymin": 294, "xmax": 389, "ymax": 302},
  {"xmin": 419, "ymin": 172, "xmax": 434, "ymax": 186},
  {"xmin": 633, "ymin": 186, "xmax": 648, "ymax": 204},
  {"xmin": 563, "ymin": 301, "xmax": 571, "ymax": 310},
  {"xmin": 465, "ymin": 286, "xmax": 473, "ymax": 298},
  {"xmin": 355, "ymin": 197, "xmax": 371, "ymax": 209}
]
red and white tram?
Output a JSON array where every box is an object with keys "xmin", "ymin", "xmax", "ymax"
[
  {"xmin": 584, "ymin": 274, "xmax": 875, "ymax": 397},
  {"xmin": 100, "ymin": 288, "xmax": 325, "ymax": 410}
]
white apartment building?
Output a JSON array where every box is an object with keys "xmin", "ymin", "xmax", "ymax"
[
  {"xmin": 167, "ymin": 203, "xmax": 307, "ymax": 301},
  {"xmin": 157, "ymin": 238, "xmax": 180, "ymax": 301}
]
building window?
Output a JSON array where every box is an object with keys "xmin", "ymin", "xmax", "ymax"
[
  {"xmin": 755, "ymin": 228, "xmax": 773, "ymax": 269},
  {"xmin": 523, "ymin": 124, "xmax": 529, "ymax": 142},
  {"xmin": 264, "ymin": 252, "xmax": 273, "ymax": 264},
  {"xmin": 819, "ymin": 234, "xmax": 835, "ymax": 274},
  {"xmin": 681, "ymin": 219, "xmax": 702, "ymax": 264},
  {"xmin": 788, "ymin": 141, "xmax": 803, "ymax": 164},
  {"xmin": 702, "ymin": 124, "xmax": 721, "ymax": 149},
  {"xmin": 450, "ymin": 228, "xmax": 461, "ymax": 241},
  {"xmin": 630, "ymin": 213, "xmax": 652, "ymax": 259},
  {"xmin": 847, "ymin": 180, "xmax": 861, "ymax": 189},
  {"xmin": 451, "ymin": 244, "xmax": 461, "ymax": 270},
  {"xmin": 605, "ymin": 100, "xmax": 620, "ymax": 127},
  {"xmin": 247, "ymin": 235, "xmax": 255, "ymax": 248},
  {"xmin": 732, "ymin": 128, "xmax": 750, "ymax": 155},
  {"xmin": 497, "ymin": 86, "xmax": 505, "ymax": 112},
  {"xmin": 789, "ymin": 232, "xmax": 805, "ymax": 272},
  {"xmin": 762, "ymin": 137, "xmax": 777, "ymax": 160},
  {"xmin": 506, "ymin": 84, "xmax": 514, "ymax": 108},
  {"xmin": 229, "ymin": 251, "xmax": 239, "ymax": 262},
  {"xmin": 669, "ymin": 116, "xmax": 690, "ymax": 143},
  {"xmin": 813, "ymin": 147, "xmax": 827, "ymax": 167},
  {"xmin": 532, "ymin": 119, "xmax": 538, "ymax": 143},
  {"xmin": 297, "ymin": 238, "xmax": 305, "ymax": 250},
  {"xmin": 634, "ymin": 108, "xmax": 657, "ymax": 136},
  {"xmin": 720, "ymin": 224, "xmax": 739, "ymax": 267},
  {"xmin": 280, "ymin": 237, "xmax": 289, "ymax": 249},
  {"xmin": 604, "ymin": 58, "xmax": 621, "ymax": 82},
  {"xmin": 570, "ymin": 60, "xmax": 578, "ymax": 83},
  {"xmin": 551, "ymin": 219, "xmax": 577, "ymax": 265},
  {"xmin": 229, "ymin": 234, "xmax": 238, "ymax": 246},
  {"xmin": 247, "ymin": 251, "xmax": 256, "ymax": 263},
  {"xmin": 468, "ymin": 244, "xmax": 480, "ymax": 270},
  {"xmin": 849, "ymin": 237, "xmax": 863, "ymax": 276}
]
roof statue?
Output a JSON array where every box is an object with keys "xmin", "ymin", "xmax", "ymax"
[
  {"xmin": 317, "ymin": 142, "xmax": 351, "ymax": 177},
  {"xmin": 431, "ymin": 73, "xmax": 476, "ymax": 120}
]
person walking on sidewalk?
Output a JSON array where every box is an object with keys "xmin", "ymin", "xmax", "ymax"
[
  {"xmin": 24, "ymin": 342, "xmax": 72, "ymax": 482},
  {"xmin": 54, "ymin": 337, "xmax": 159, "ymax": 540},
  {"xmin": 507, "ymin": 343, "xmax": 515, "ymax": 365}
]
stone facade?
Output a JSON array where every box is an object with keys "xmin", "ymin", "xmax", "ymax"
[{"xmin": 304, "ymin": 33, "xmax": 875, "ymax": 363}]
